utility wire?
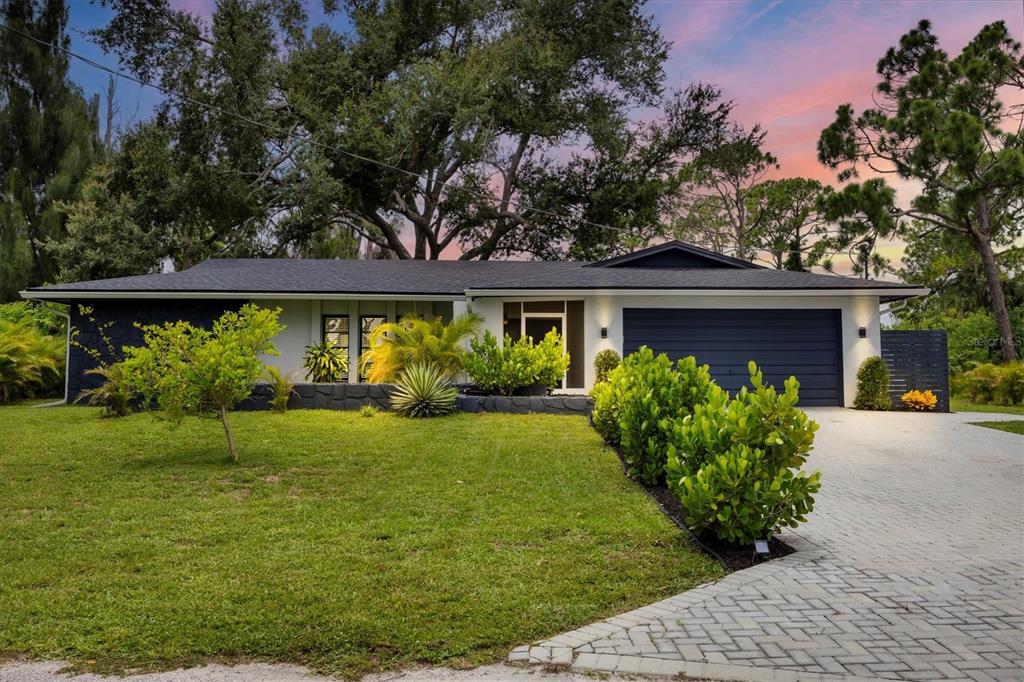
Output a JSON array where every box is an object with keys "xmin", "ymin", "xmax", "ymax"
[{"xmin": 0, "ymin": 19, "xmax": 644, "ymax": 238}]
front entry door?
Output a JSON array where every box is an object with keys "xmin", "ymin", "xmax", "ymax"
[
  {"xmin": 523, "ymin": 315, "xmax": 565, "ymax": 389},
  {"xmin": 523, "ymin": 316, "xmax": 563, "ymax": 342}
]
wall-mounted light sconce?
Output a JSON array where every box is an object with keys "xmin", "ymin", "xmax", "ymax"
[
  {"xmin": 600, "ymin": 327, "xmax": 608, "ymax": 339},
  {"xmin": 858, "ymin": 327, "xmax": 867, "ymax": 338}
]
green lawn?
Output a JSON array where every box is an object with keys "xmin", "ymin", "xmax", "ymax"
[
  {"xmin": 969, "ymin": 420, "xmax": 1024, "ymax": 435},
  {"xmin": 0, "ymin": 406, "xmax": 721, "ymax": 677},
  {"xmin": 951, "ymin": 398, "xmax": 1024, "ymax": 415}
]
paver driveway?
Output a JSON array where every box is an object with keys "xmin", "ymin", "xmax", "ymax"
[{"xmin": 513, "ymin": 409, "xmax": 1024, "ymax": 682}]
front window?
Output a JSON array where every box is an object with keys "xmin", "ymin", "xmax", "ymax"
[
  {"xmin": 322, "ymin": 315, "xmax": 350, "ymax": 382},
  {"xmin": 359, "ymin": 315, "xmax": 387, "ymax": 382}
]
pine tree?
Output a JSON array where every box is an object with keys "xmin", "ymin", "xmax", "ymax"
[{"xmin": 0, "ymin": 0, "xmax": 99, "ymax": 300}]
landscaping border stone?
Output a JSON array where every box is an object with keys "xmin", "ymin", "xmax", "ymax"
[{"xmin": 240, "ymin": 383, "xmax": 593, "ymax": 415}]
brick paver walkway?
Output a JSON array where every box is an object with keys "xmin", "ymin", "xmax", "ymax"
[{"xmin": 512, "ymin": 409, "xmax": 1024, "ymax": 681}]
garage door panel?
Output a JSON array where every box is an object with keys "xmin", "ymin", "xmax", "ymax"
[{"xmin": 623, "ymin": 308, "xmax": 843, "ymax": 406}]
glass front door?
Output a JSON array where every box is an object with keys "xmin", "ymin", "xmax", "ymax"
[{"xmin": 523, "ymin": 316, "xmax": 563, "ymax": 342}]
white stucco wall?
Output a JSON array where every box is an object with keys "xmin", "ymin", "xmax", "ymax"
[
  {"xmin": 579, "ymin": 294, "xmax": 881, "ymax": 405},
  {"xmin": 467, "ymin": 293, "xmax": 881, "ymax": 405},
  {"xmin": 260, "ymin": 294, "xmax": 882, "ymax": 404},
  {"xmin": 256, "ymin": 298, "xmax": 454, "ymax": 382}
]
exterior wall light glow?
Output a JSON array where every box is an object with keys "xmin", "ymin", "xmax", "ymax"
[
  {"xmin": 858, "ymin": 327, "xmax": 867, "ymax": 338},
  {"xmin": 600, "ymin": 326, "xmax": 608, "ymax": 339}
]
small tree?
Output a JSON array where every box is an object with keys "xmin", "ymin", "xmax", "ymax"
[
  {"xmin": 853, "ymin": 356, "xmax": 892, "ymax": 410},
  {"xmin": 122, "ymin": 305, "xmax": 283, "ymax": 461}
]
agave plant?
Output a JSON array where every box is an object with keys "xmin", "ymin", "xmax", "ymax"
[
  {"xmin": 359, "ymin": 312, "xmax": 482, "ymax": 383},
  {"xmin": 0, "ymin": 319, "xmax": 63, "ymax": 403},
  {"xmin": 390, "ymin": 362, "xmax": 458, "ymax": 418},
  {"xmin": 303, "ymin": 340, "xmax": 349, "ymax": 383},
  {"xmin": 76, "ymin": 362, "xmax": 133, "ymax": 417}
]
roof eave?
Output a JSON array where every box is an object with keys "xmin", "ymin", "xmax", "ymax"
[
  {"xmin": 465, "ymin": 287, "xmax": 931, "ymax": 297},
  {"xmin": 20, "ymin": 290, "xmax": 465, "ymax": 301}
]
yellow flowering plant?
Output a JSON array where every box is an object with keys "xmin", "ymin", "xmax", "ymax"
[{"xmin": 900, "ymin": 389, "xmax": 937, "ymax": 411}]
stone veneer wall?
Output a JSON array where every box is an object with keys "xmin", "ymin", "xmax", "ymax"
[{"xmin": 241, "ymin": 383, "xmax": 593, "ymax": 415}]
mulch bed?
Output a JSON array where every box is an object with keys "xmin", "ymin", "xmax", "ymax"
[{"xmin": 610, "ymin": 447, "xmax": 794, "ymax": 572}]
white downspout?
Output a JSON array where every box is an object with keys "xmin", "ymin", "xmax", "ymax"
[{"xmin": 33, "ymin": 302, "xmax": 71, "ymax": 408}]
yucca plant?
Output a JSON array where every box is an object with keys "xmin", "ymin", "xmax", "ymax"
[
  {"xmin": 390, "ymin": 362, "xmax": 458, "ymax": 418},
  {"xmin": 264, "ymin": 365, "xmax": 296, "ymax": 412},
  {"xmin": 303, "ymin": 340, "xmax": 349, "ymax": 383},
  {"xmin": 0, "ymin": 319, "xmax": 63, "ymax": 403},
  {"xmin": 359, "ymin": 312, "xmax": 483, "ymax": 383},
  {"xmin": 76, "ymin": 362, "xmax": 133, "ymax": 417}
]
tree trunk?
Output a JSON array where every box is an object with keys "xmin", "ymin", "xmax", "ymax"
[
  {"xmin": 219, "ymin": 406, "xmax": 238, "ymax": 462},
  {"xmin": 971, "ymin": 199, "xmax": 1018, "ymax": 362}
]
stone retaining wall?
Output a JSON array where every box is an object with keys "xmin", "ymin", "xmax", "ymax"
[
  {"xmin": 241, "ymin": 383, "xmax": 593, "ymax": 415},
  {"xmin": 456, "ymin": 394, "xmax": 593, "ymax": 415}
]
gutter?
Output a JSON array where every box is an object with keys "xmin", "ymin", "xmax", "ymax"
[
  {"xmin": 20, "ymin": 290, "xmax": 465, "ymax": 302},
  {"xmin": 465, "ymin": 287, "xmax": 931, "ymax": 298},
  {"xmin": 32, "ymin": 302, "xmax": 71, "ymax": 408}
]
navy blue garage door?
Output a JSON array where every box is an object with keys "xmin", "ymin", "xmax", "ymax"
[{"xmin": 622, "ymin": 308, "xmax": 843, "ymax": 406}]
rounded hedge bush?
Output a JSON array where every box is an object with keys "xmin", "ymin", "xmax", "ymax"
[
  {"xmin": 853, "ymin": 356, "xmax": 891, "ymax": 410},
  {"xmin": 593, "ymin": 349, "xmax": 621, "ymax": 384}
]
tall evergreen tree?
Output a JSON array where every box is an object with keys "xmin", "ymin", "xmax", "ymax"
[
  {"xmin": 0, "ymin": 0, "xmax": 99, "ymax": 300},
  {"xmin": 818, "ymin": 20, "xmax": 1024, "ymax": 361}
]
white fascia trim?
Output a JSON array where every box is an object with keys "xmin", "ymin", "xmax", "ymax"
[
  {"xmin": 20, "ymin": 291, "xmax": 464, "ymax": 302},
  {"xmin": 464, "ymin": 287, "xmax": 931, "ymax": 298}
]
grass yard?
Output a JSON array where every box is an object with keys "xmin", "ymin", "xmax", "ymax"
[
  {"xmin": 969, "ymin": 420, "xmax": 1024, "ymax": 435},
  {"xmin": 951, "ymin": 398, "xmax": 1024, "ymax": 415},
  {"xmin": 0, "ymin": 406, "xmax": 721, "ymax": 678}
]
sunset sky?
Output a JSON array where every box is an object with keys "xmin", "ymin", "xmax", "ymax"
[{"xmin": 65, "ymin": 0, "xmax": 1024, "ymax": 267}]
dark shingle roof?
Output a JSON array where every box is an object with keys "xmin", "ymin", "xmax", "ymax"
[
  {"xmin": 24, "ymin": 257, "xmax": 924, "ymax": 297},
  {"xmin": 468, "ymin": 266, "xmax": 918, "ymax": 291}
]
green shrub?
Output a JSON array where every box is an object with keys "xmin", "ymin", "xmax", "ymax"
[
  {"xmin": 390, "ymin": 363, "xmax": 458, "ymax": 417},
  {"xmin": 0, "ymin": 319, "xmax": 64, "ymax": 403},
  {"xmin": 76, "ymin": 363, "xmax": 133, "ymax": 417},
  {"xmin": 264, "ymin": 366, "xmax": 295, "ymax": 413},
  {"xmin": 303, "ymin": 340, "xmax": 349, "ymax": 383},
  {"xmin": 615, "ymin": 347, "xmax": 715, "ymax": 485},
  {"xmin": 359, "ymin": 404, "xmax": 378, "ymax": 418},
  {"xmin": 664, "ymin": 362, "xmax": 821, "ymax": 545},
  {"xmin": 464, "ymin": 330, "xmax": 570, "ymax": 395},
  {"xmin": 359, "ymin": 312, "xmax": 482, "ymax": 382},
  {"xmin": 593, "ymin": 349, "xmax": 621, "ymax": 384},
  {"xmin": 0, "ymin": 301, "xmax": 66, "ymax": 336},
  {"xmin": 853, "ymin": 356, "xmax": 891, "ymax": 410},
  {"xmin": 589, "ymin": 379, "xmax": 622, "ymax": 445},
  {"xmin": 959, "ymin": 362, "xmax": 1024, "ymax": 405}
]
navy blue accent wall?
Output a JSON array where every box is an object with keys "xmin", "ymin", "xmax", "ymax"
[
  {"xmin": 623, "ymin": 308, "xmax": 844, "ymax": 406},
  {"xmin": 68, "ymin": 300, "xmax": 241, "ymax": 400}
]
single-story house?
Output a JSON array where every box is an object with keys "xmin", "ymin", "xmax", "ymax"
[{"xmin": 22, "ymin": 241, "xmax": 927, "ymax": 406}]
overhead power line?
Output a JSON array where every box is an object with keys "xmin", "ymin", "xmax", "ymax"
[{"xmin": 0, "ymin": 20, "xmax": 644, "ymax": 238}]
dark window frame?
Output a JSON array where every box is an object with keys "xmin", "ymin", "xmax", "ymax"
[
  {"xmin": 321, "ymin": 314, "xmax": 350, "ymax": 382},
  {"xmin": 358, "ymin": 314, "xmax": 388, "ymax": 382}
]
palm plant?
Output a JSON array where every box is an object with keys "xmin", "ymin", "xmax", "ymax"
[
  {"xmin": 0, "ymin": 319, "xmax": 63, "ymax": 403},
  {"xmin": 359, "ymin": 312, "xmax": 483, "ymax": 383},
  {"xmin": 303, "ymin": 340, "xmax": 349, "ymax": 383},
  {"xmin": 264, "ymin": 365, "xmax": 296, "ymax": 412},
  {"xmin": 76, "ymin": 363, "xmax": 133, "ymax": 417},
  {"xmin": 390, "ymin": 362, "xmax": 458, "ymax": 417}
]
